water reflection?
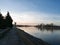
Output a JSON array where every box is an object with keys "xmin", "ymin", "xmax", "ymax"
[
  {"xmin": 37, "ymin": 27, "xmax": 60, "ymax": 32},
  {"xmin": 37, "ymin": 28, "xmax": 53, "ymax": 32},
  {"xmin": 18, "ymin": 27, "xmax": 60, "ymax": 45}
]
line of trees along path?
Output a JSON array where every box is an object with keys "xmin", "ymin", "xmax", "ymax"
[{"xmin": 0, "ymin": 11, "xmax": 13, "ymax": 29}]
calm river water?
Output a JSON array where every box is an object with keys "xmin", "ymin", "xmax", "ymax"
[{"xmin": 18, "ymin": 27, "xmax": 60, "ymax": 45}]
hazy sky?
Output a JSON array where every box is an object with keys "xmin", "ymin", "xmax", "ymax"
[{"xmin": 0, "ymin": 0, "xmax": 60, "ymax": 25}]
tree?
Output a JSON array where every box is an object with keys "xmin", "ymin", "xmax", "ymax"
[
  {"xmin": 5, "ymin": 12, "xmax": 13, "ymax": 28},
  {"xmin": 0, "ymin": 12, "xmax": 4, "ymax": 28}
]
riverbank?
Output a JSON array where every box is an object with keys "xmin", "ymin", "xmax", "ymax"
[
  {"xmin": 15, "ymin": 28, "xmax": 50, "ymax": 45},
  {"xmin": 0, "ymin": 27, "xmax": 50, "ymax": 45}
]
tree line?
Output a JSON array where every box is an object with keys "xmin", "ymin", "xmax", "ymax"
[{"xmin": 0, "ymin": 12, "xmax": 13, "ymax": 29}]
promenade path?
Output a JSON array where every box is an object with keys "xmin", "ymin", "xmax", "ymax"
[
  {"xmin": 0, "ymin": 28, "xmax": 25, "ymax": 45},
  {"xmin": 0, "ymin": 27, "xmax": 50, "ymax": 45}
]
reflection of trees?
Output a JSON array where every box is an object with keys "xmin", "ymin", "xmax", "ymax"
[
  {"xmin": 37, "ymin": 27, "xmax": 53, "ymax": 32},
  {"xmin": 36, "ymin": 23, "xmax": 60, "ymax": 32}
]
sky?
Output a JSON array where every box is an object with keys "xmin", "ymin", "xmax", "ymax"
[{"xmin": 0, "ymin": 0, "xmax": 60, "ymax": 25}]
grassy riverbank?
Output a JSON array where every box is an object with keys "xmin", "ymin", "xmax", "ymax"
[{"xmin": 15, "ymin": 28, "xmax": 50, "ymax": 45}]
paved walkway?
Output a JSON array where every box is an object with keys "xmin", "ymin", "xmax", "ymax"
[{"xmin": 0, "ymin": 28, "xmax": 25, "ymax": 45}]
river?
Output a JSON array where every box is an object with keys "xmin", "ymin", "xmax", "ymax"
[{"xmin": 18, "ymin": 27, "xmax": 60, "ymax": 45}]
